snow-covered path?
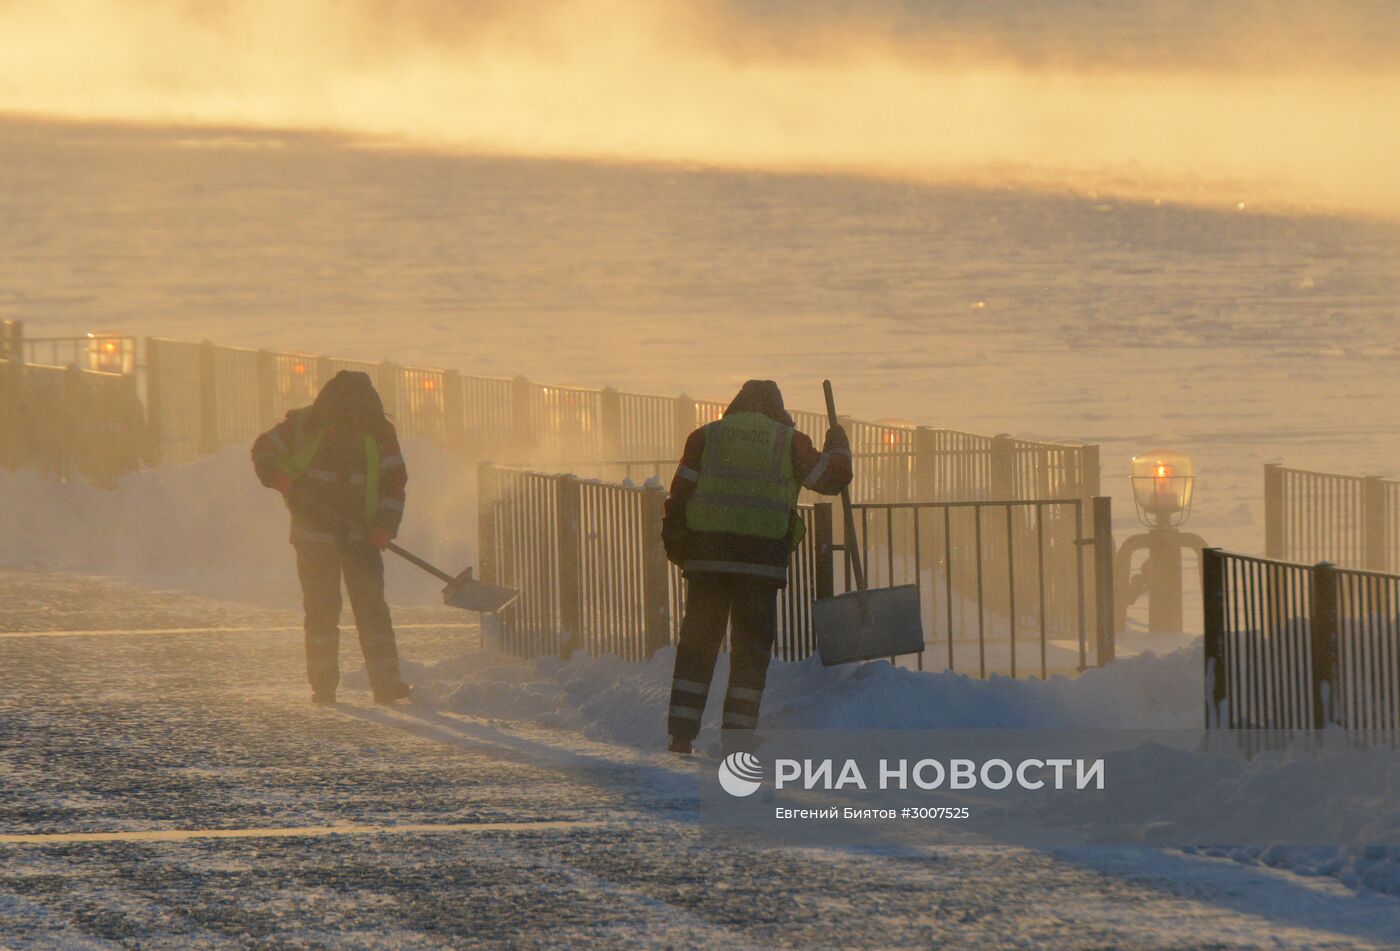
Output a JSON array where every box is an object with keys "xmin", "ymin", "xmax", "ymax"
[{"xmin": 4, "ymin": 574, "xmax": 1400, "ymax": 947}]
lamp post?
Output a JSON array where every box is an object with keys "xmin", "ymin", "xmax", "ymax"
[{"xmin": 1115, "ymin": 450, "xmax": 1208, "ymax": 634}]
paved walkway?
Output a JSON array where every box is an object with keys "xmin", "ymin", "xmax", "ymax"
[{"xmin": 3, "ymin": 571, "xmax": 1400, "ymax": 948}]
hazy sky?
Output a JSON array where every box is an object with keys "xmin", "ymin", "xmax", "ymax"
[{"xmin": 1, "ymin": 0, "xmax": 1397, "ymax": 216}]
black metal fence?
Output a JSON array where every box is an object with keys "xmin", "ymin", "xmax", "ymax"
[
  {"xmin": 1203, "ymin": 547, "xmax": 1400, "ymax": 743},
  {"xmin": 479, "ymin": 463, "xmax": 1116, "ymax": 677},
  {"xmin": 1264, "ymin": 463, "xmax": 1399, "ymax": 573}
]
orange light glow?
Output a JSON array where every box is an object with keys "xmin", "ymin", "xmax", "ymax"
[
  {"xmin": 423, "ymin": 379, "xmax": 437, "ymax": 391},
  {"xmin": 292, "ymin": 362, "xmax": 307, "ymax": 375}
]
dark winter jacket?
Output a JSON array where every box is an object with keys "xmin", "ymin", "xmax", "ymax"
[
  {"xmin": 251, "ymin": 371, "xmax": 407, "ymax": 545},
  {"xmin": 663, "ymin": 380, "xmax": 851, "ymax": 586}
]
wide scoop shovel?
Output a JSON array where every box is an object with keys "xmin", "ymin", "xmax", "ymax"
[
  {"xmin": 813, "ymin": 380, "xmax": 925, "ymax": 666},
  {"xmin": 385, "ymin": 543, "xmax": 519, "ymax": 614}
]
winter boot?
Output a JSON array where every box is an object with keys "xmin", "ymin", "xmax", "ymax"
[
  {"xmin": 373, "ymin": 682, "xmax": 412, "ymax": 705},
  {"xmin": 667, "ymin": 735, "xmax": 693, "ymax": 755},
  {"xmin": 311, "ymin": 690, "xmax": 336, "ymax": 705}
]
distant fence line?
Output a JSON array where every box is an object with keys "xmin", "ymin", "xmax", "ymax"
[
  {"xmin": 478, "ymin": 462, "xmax": 1116, "ymax": 678},
  {"xmin": 1264, "ymin": 463, "xmax": 1400, "ymax": 573},
  {"xmin": 2, "ymin": 327, "xmax": 1101, "ymax": 511},
  {"xmin": 0, "ymin": 321, "xmax": 144, "ymax": 487},
  {"xmin": 141, "ymin": 336, "xmax": 1102, "ymax": 507},
  {"xmin": 1203, "ymin": 548, "xmax": 1400, "ymax": 743}
]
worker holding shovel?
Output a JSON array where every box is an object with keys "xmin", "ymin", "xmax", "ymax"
[
  {"xmin": 252, "ymin": 370, "xmax": 413, "ymax": 706},
  {"xmin": 662, "ymin": 380, "xmax": 852, "ymax": 754}
]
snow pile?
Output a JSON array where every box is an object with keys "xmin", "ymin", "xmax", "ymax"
[
  {"xmin": 405, "ymin": 642, "xmax": 1400, "ymax": 898},
  {"xmin": 0, "ymin": 437, "xmax": 476, "ymax": 606},
  {"xmin": 404, "ymin": 640, "xmax": 1204, "ymax": 751},
  {"xmin": 1191, "ymin": 846, "xmax": 1400, "ymax": 899}
]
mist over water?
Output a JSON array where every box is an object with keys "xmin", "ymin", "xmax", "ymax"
[{"xmin": 2, "ymin": 0, "xmax": 1398, "ymax": 215}]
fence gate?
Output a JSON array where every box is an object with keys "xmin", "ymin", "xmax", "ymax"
[
  {"xmin": 1203, "ymin": 547, "xmax": 1400, "ymax": 744},
  {"xmin": 478, "ymin": 464, "xmax": 1114, "ymax": 678}
]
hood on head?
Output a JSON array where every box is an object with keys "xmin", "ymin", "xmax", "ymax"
[
  {"xmin": 311, "ymin": 370, "xmax": 387, "ymax": 431},
  {"xmin": 724, "ymin": 379, "xmax": 793, "ymax": 426}
]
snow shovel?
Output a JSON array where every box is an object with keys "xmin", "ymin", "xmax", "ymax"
[
  {"xmin": 813, "ymin": 380, "xmax": 924, "ymax": 666},
  {"xmin": 295, "ymin": 497, "xmax": 518, "ymax": 614},
  {"xmin": 385, "ymin": 543, "xmax": 518, "ymax": 614}
]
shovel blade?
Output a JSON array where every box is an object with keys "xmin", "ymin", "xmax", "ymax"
[
  {"xmin": 442, "ymin": 569, "xmax": 519, "ymax": 614},
  {"xmin": 814, "ymin": 584, "xmax": 924, "ymax": 666}
]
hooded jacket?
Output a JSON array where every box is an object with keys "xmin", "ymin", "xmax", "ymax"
[
  {"xmin": 251, "ymin": 371, "xmax": 408, "ymax": 545},
  {"xmin": 663, "ymin": 380, "xmax": 851, "ymax": 585}
]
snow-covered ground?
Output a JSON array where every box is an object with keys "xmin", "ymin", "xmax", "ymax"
[
  {"xmin": 400, "ymin": 640, "xmax": 1400, "ymax": 904},
  {"xmin": 3, "ymin": 572, "xmax": 1400, "ymax": 946}
]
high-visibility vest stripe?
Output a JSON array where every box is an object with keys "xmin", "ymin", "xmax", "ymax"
[
  {"xmin": 271, "ymin": 409, "xmax": 381, "ymax": 523},
  {"xmin": 683, "ymin": 560, "xmax": 789, "ymax": 580}
]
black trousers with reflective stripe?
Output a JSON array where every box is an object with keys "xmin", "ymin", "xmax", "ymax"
[
  {"xmin": 295, "ymin": 542, "xmax": 404, "ymax": 696},
  {"xmin": 667, "ymin": 574, "xmax": 777, "ymax": 742}
]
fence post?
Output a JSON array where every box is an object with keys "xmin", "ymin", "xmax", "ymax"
[
  {"xmin": 814, "ymin": 502, "xmax": 835, "ymax": 599},
  {"xmin": 1310, "ymin": 561, "xmax": 1340, "ymax": 730},
  {"xmin": 316, "ymin": 356, "xmax": 335, "ymax": 387},
  {"xmin": 913, "ymin": 427, "xmax": 938, "ymax": 501},
  {"xmin": 143, "ymin": 337, "xmax": 163, "ymax": 468},
  {"xmin": 990, "ymin": 433, "xmax": 1015, "ymax": 499},
  {"xmin": 1092, "ymin": 496, "xmax": 1116, "ymax": 665},
  {"xmin": 1080, "ymin": 444, "xmax": 1101, "ymax": 500},
  {"xmin": 198, "ymin": 340, "xmax": 218, "ymax": 456},
  {"xmin": 512, "ymin": 375, "xmax": 535, "ymax": 457},
  {"xmin": 674, "ymin": 393, "xmax": 695, "ymax": 456},
  {"xmin": 255, "ymin": 349, "xmax": 277, "ymax": 426},
  {"xmin": 600, "ymin": 386, "xmax": 623, "ymax": 458},
  {"xmin": 442, "ymin": 369, "xmax": 466, "ymax": 454},
  {"xmin": 555, "ymin": 474, "xmax": 582, "ymax": 659},
  {"xmin": 1363, "ymin": 476, "xmax": 1387, "ymax": 571},
  {"xmin": 477, "ymin": 461, "xmax": 498, "ymax": 585},
  {"xmin": 0, "ymin": 318, "xmax": 18, "ymax": 361},
  {"xmin": 1201, "ymin": 548, "xmax": 1228, "ymax": 728},
  {"xmin": 641, "ymin": 482, "xmax": 672, "ymax": 657},
  {"xmin": 1264, "ymin": 464, "xmax": 1285, "ymax": 559}
]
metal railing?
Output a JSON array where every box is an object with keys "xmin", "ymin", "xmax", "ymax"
[
  {"xmin": 0, "ymin": 359, "xmax": 145, "ymax": 486},
  {"xmin": 1204, "ymin": 548, "xmax": 1400, "ymax": 743},
  {"xmin": 1264, "ymin": 463, "xmax": 1399, "ymax": 572},
  {"xmin": 478, "ymin": 463, "xmax": 1114, "ymax": 677},
  {"xmin": 848, "ymin": 497, "xmax": 1115, "ymax": 677}
]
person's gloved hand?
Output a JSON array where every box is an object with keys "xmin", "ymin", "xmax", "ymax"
[
  {"xmin": 662, "ymin": 524, "xmax": 689, "ymax": 566},
  {"xmin": 368, "ymin": 527, "xmax": 393, "ymax": 550},
  {"xmin": 269, "ymin": 471, "xmax": 294, "ymax": 495},
  {"xmin": 824, "ymin": 424, "xmax": 850, "ymax": 454}
]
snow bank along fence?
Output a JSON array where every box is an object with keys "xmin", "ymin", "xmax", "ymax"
[
  {"xmin": 478, "ymin": 462, "xmax": 1116, "ymax": 678},
  {"xmin": 1264, "ymin": 463, "xmax": 1400, "ymax": 573},
  {"xmin": 0, "ymin": 321, "xmax": 144, "ymax": 486},
  {"xmin": 1203, "ymin": 548, "xmax": 1400, "ymax": 743}
]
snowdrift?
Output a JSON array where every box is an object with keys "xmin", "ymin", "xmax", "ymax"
[
  {"xmin": 402, "ymin": 640, "xmax": 1206, "ymax": 750},
  {"xmin": 401, "ymin": 643, "xmax": 1400, "ymax": 899},
  {"xmin": 0, "ymin": 437, "xmax": 477, "ymax": 606}
]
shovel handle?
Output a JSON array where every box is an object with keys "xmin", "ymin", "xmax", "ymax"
[
  {"xmin": 289, "ymin": 495, "xmax": 456, "ymax": 585},
  {"xmin": 385, "ymin": 542, "xmax": 455, "ymax": 585},
  {"xmin": 823, "ymin": 380, "xmax": 868, "ymax": 598}
]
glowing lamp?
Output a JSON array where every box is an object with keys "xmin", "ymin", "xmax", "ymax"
[
  {"xmin": 85, "ymin": 334, "xmax": 133, "ymax": 374},
  {"xmin": 874, "ymin": 418, "xmax": 916, "ymax": 449},
  {"xmin": 423, "ymin": 378, "xmax": 437, "ymax": 391},
  {"xmin": 1130, "ymin": 449, "xmax": 1195, "ymax": 527},
  {"xmin": 291, "ymin": 361, "xmax": 308, "ymax": 375}
]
